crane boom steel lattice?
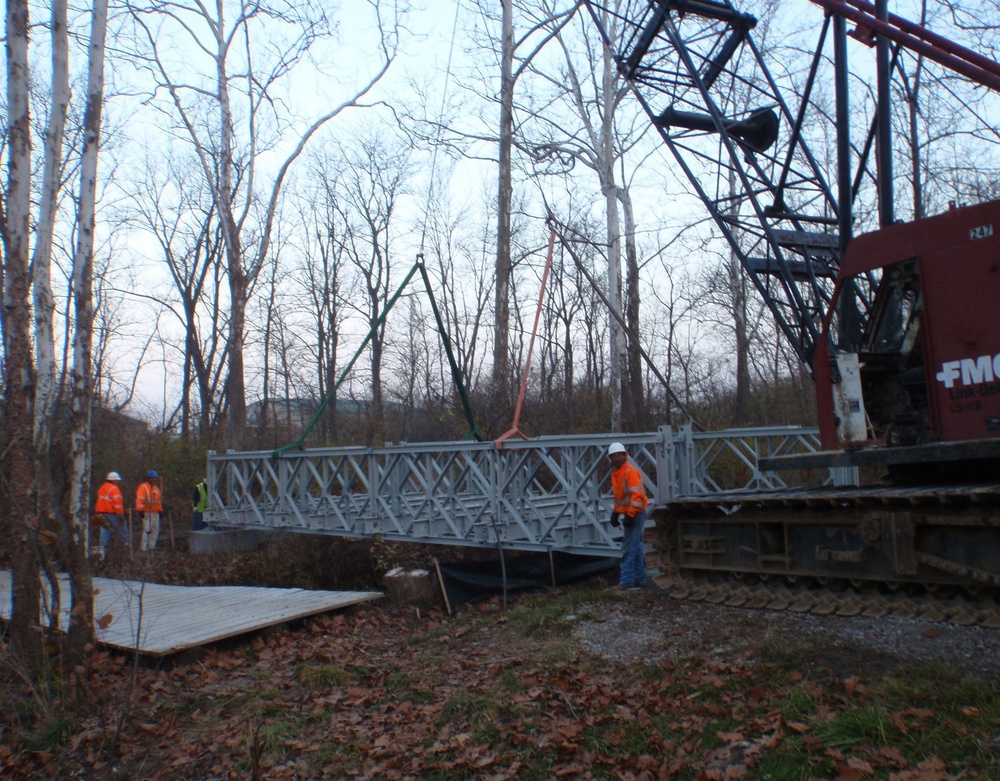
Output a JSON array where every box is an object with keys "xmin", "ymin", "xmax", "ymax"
[{"xmin": 582, "ymin": 0, "xmax": 857, "ymax": 371}]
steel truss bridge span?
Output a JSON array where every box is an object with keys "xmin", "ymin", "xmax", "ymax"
[{"xmin": 205, "ymin": 426, "xmax": 840, "ymax": 557}]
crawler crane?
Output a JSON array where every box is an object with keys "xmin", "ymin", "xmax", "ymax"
[{"xmin": 583, "ymin": 0, "xmax": 1000, "ymax": 622}]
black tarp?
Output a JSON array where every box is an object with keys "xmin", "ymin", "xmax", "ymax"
[{"xmin": 436, "ymin": 551, "xmax": 618, "ymax": 611}]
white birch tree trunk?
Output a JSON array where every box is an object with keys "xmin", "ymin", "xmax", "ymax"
[
  {"xmin": 67, "ymin": 0, "xmax": 109, "ymax": 654},
  {"xmin": 29, "ymin": 0, "xmax": 70, "ymax": 640},
  {"xmin": 3, "ymin": 0, "xmax": 42, "ymax": 661},
  {"xmin": 33, "ymin": 0, "xmax": 70, "ymax": 458},
  {"xmin": 32, "ymin": 0, "xmax": 71, "ymax": 633}
]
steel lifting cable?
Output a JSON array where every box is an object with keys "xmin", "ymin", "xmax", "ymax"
[
  {"xmin": 414, "ymin": 259, "xmax": 483, "ymax": 443},
  {"xmin": 411, "ymin": 4, "xmax": 515, "ymax": 607},
  {"xmin": 490, "ymin": 221, "xmax": 559, "ymax": 610},
  {"xmin": 271, "ymin": 263, "xmax": 423, "ymax": 457}
]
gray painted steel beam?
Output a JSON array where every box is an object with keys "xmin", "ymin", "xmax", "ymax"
[{"xmin": 205, "ymin": 426, "xmax": 831, "ymax": 556}]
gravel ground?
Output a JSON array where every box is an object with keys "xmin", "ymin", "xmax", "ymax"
[{"xmin": 573, "ymin": 589, "xmax": 1000, "ymax": 682}]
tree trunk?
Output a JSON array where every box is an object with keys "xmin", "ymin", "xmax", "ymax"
[
  {"xmin": 220, "ymin": 202, "xmax": 248, "ymax": 439},
  {"xmin": 225, "ymin": 246, "xmax": 249, "ymax": 440},
  {"xmin": 369, "ymin": 295, "xmax": 386, "ymax": 445},
  {"xmin": 212, "ymin": 0, "xmax": 248, "ymax": 437},
  {"xmin": 597, "ymin": 25, "xmax": 625, "ymax": 432},
  {"xmin": 66, "ymin": 0, "xmax": 109, "ymax": 657},
  {"xmin": 729, "ymin": 246, "xmax": 751, "ymax": 423},
  {"xmin": 619, "ymin": 188, "xmax": 644, "ymax": 431},
  {"xmin": 4, "ymin": 0, "xmax": 42, "ymax": 662},
  {"xmin": 33, "ymin": 0, "xmax": 70, "ymax": 466},
  {"xmin": 727, "ymin": 169, "xmax": 750, "ymax": 423},
  {"xmin": 605, "ymin": 197, "xmax": 625, "ymax": 432},
  {"xmin": 908, "ymin": 35, "xmax": 926, "ymax": 220},
  {"xmin": 33, "ymin": 0, "xmax": 72, "ymax": 635},
  {"xmin": 493, "ymin": 0, "xmax": 514, "ymax": 397}
]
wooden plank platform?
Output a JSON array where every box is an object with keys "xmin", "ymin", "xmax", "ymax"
[{"xmin": 0, "ymin": 571, "xmax": 382, "ymax": 656}]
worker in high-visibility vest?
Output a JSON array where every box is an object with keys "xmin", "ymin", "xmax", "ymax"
[
  {"xmin": 136, "ymin": 470, "xmax": 164, "ymax": 551},
  {"xmin": 93, "ymin": 471, "xmax": 129, "ymax": 556},
  {"xmin": 192, "ymin": 478, "xmax": 209, "ymax": 531},
  {"xmin": 607, "ymin": 442, "xmax": 650, "ymax": 591}
]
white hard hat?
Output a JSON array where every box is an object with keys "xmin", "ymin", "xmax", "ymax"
[
  {"xmin": 608, "ymin": 442, "xmax": 627, "ymax": 456},
  {"xmin": 107, "ymin": 471, "xmax": 122, "ymax": 481}
]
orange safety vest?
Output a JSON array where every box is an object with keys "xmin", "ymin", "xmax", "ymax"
[
  {"xmin": 95, "ymin": 481, "xmax": 124, "ymax": 515},
  {"xmin": 611, "ymin": 461, "xmax": 649, "ymax": 518},
  {"xmin": 136, "ymin": 481, "xmax": 163, "ymax": 513}
]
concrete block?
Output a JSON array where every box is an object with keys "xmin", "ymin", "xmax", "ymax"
[{"xmin": 382, "ymin": 567, "xmax": 437, "ymax": 603}]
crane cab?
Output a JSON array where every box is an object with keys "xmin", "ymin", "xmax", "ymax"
[{"xmin": 815, "ymin": 199, "xmax": 1000, "ymax": 455}]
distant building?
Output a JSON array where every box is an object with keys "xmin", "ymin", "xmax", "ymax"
[
  {"xmin": 247, "ymin": 398, "xmax": 321, "ymax": 431},
  {"xmin": 246, "ymin": 397, "xmax": 371, "ymax": 440}
]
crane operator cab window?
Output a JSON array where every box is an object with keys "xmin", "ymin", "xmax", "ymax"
[
  {"xmin": 845, "ymin": 259, "xmax": 929, "ymax": 447},
  {"xmin": 827, "ymin": 259, "xmax": 929, "ymax": 448}
]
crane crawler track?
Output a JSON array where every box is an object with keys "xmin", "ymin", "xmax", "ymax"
[
  {"xmin": 650, "ymin": 571, "xmax": 1000, "ymax": 628},
  {"xmin": 645, "ymin": 482, "xmax": 1000, "ymax": 627}
]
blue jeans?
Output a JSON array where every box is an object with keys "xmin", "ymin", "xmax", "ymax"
[
  {"xmin": 101, "ymin": 514, "xmax": 129, "ymax": 545},
  {"xmin": 619, "ymin": 510, "xmax": 647, "ymax": 586}
]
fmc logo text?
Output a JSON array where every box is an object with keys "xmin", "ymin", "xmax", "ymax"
[{"xmin": 936, "ymin": 354, "xmax": 1000, "ymax": 389}]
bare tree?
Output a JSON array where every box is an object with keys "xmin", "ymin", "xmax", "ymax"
[
  {"xmin": 546, "ymin": 227, "xmax": 586, "ymax": 427},
  {"xmin": 91, "ymin": 260, "xmax": 156, "ymax": 413},
  {"xmin": 431, "ymin": 0, "xmax": 573, "ymax": 411},
  {"xmin": 336, "ymin": 133, "xmax": 412, "ymax": 445},
  {"xmin": 32, "ymin": 1, "xmax": 71, "ymax": 564},
  {"xmin": 125, "ymin": 155, "xmax": 228, "ymax": 437},
  {"xmin": 515, "ymin": 0, "xmax": 651, "ymax": 430},
  {"xmin": 494, "ymin": 0, "xmax": 515, "ymax": 394},
  {"xmin": 123, "ymin": 0, "xmax": 399, "ymax": 442},
  {"xmin": 256, "ymin": 241, "xmax": 308, "ymax": 444},
  {"xmin": 290, "ymin": 158, "xmax": 354, "ymax": 444},
  {"xmin": 421, "ymin": 180, "xmax": 493, "ymax": 401}
]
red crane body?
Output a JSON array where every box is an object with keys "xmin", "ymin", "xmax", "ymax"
[{"xmin": 816, "ymin": 200, "xmax": 1000, "ymax": 452}]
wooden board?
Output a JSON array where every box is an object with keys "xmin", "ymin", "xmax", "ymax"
[{"xmin": 0, "ymin": 571, "xmax": 382, "ymax": 656}]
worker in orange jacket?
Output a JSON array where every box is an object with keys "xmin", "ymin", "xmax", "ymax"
[
  {"xmin": 136, "ymin": 470, "xmax": 164, "ymax": 551},
  {"xmin": 607, "ymin": 442, "xmax": 650, "ymax": 590},
  {"xmin": 94, "ymin": 471, "xmax": 129, "ymax": 556}
]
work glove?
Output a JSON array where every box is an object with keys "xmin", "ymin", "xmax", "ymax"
[{"xmin": 609, "ymin": 509, "xmax": 621, "ymax": 527}]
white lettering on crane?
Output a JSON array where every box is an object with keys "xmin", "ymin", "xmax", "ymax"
[
  {"xmin": 936, "ymin": 361, "xmax": 961, "ymax": 389},
  {"xmin": 937, "ymin": 353, "xmax": 1000, "ymax": 389},
  {"xmin": 962, "ymin": 355, "xmax": 996, "ymax": 386}
]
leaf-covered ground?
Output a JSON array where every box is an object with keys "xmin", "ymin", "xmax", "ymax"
[{"xmin": 3, "ymin": 580, "xmax": 999, "ymax": 780}]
